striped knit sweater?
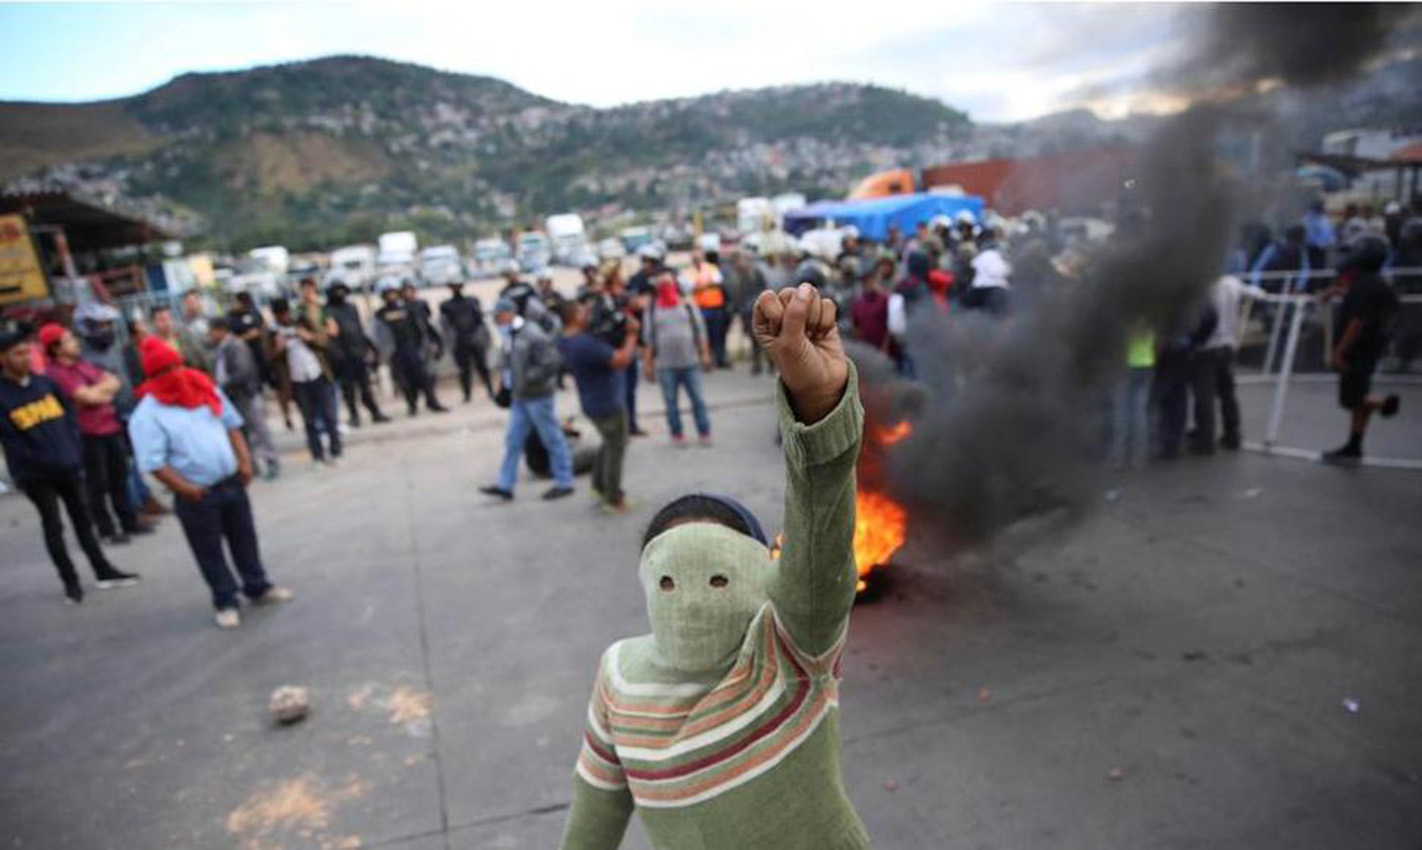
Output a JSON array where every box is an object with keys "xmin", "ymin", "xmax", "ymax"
[{"xmin": 559, "ymin": 370, "xmax": 869, "ymax": 850}]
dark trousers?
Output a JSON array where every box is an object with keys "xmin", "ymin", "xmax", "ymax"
[
  {"xmin": 173, "ymin": 478, "xmax": 271, "ymax": 610},
  {"xmin": 1153, "ymin": 351, "xmax": 1193, "ymax": 457},
  {"xmin": 81, "ymin": 432, "xmax": 139, "ymax": 537},
  {"xmin": 292, "ymin": 377, "xmax": 341, "ymax": 461},
  {"xmin": 1191, "ymin": 346, "xmax": 1240, "ymax": 448},
  {"xmin": 702, "ymin": 306, "xmax": 730, "ymax": 367},
  {"xmin": 624, "ymin": 362, "xmax": 642, "ymax": 432},
  {"xmin": 740, "ymin": 308, "xmax": 766, "ymax": 374},
  {"xmin": 394, "ymin": 349, "xmax": 440, "ymax": 413},
  {"xmin": 453, "ymin": 340, "xmax": 494, "ymax": 402},
  {"xmin": 21, "ymin": 471, "xmax": 113, "ymax": 589},
  {"xmin": 590, "ymin": 409, "xmax": 629, "ymax": 503},
  {"xmin": 337, "ymin": 357, "xmax": 383, "ymax": 425}
]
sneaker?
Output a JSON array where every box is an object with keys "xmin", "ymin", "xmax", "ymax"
[
  {"xmin": 479, "ymin": 485, "xmax": 514, "ymax": 501},
  {"xmin": 214, "ymin": 608, "xmax": 241, "ymax": 629},
  {"xmin": 251, "ymin": 586, "xmax": 294, "ymax": 606},
  {"xmin": 601, "ymin": 498, "xmax": 633, "ymax": 515},
  {"xmin": 103, "ymin": 532, "xmax": 131, "ymax": 545},
  {"xmin": 542, "ymin": 486, "xmax": 575, "ymax": 501},
  {"xmin": 428, "ymin": 404, "xmax": 450, "ymax": 414},
  {"xmin": 1380, "ymin": 394, "xmax": 1400, "ymax": 418},
  {"xmin": 264, "ymin": 461, "xmax": 281, "ymax": 481},
  {"xmin": 64, "ymin": 584, "xmax": 84, "ymax": 605},
  {"xmin": 1219, "ymin": 436, "xmax": 1241, "ymax": 451},
  {"xmin": 629, "ymin": 427, "xmax": 650, "ymax": 438},
  {"xmin": 372, "ymin": 413, "xmax": 392, "ymax": 424},
  {"xmin": 127, "ymin": 522, "xmax": 157, "ymax": 536},
  {"xmin": 1322, "ymin": 444, "xmax": 1363, "ymax": 464},
  {"xmin": 672, "ymin": 435, "xmax": 688, "ymax": 449},
  {"xmin": 95, "ymin": 569, "xmax": 141, "ymax": 589},
  {"xmin": 698, "ymin": 435, "xmax": 714, "ymax": 449}
]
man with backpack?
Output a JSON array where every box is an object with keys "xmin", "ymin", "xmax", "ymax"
[{"xmin": 643, "ymin": 270, "xmax": 713, "ymax": 447}]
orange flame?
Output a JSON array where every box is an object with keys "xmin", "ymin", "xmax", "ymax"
[
  {"xmin": 874, "ymin": 420, "xmax": 912, "ymax": 446},
  {"xmin": 853, "ymin": 490, "xmax": 907, "ymax": 591}
]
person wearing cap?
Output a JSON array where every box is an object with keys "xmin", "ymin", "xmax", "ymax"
[
  {"xmin": 127, "ymin": 337, "xmax": 292, "ymax": 628},
  {"xmin": 41, "ymin": 323, "xmax": 153, "ymax": 544},
  {"xmin": 325, "ymin": 282, "xmax": 390, "ymax": 426},
  {"xmin": 440, "ymin": 281, "xmax": 495, "ymax": 404},
  {"xmin": 210, "ymin": 317, "xmax": 280, "ymax": 480},
  {"xmin": 373, "ymin": 281, "xmax": 448, "ymax": 416},
  {"xmin": 0, "ymin": 328, "xmax": 140, "ymax": 604},
  {"xmin": 557, "ymin": 282, "xmax": 869, "ymax": 849},
  {"xmin": 479, "ymin": 298, "xmax": 575, "ymax": 501}
]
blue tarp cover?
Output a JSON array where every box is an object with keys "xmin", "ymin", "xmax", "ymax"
[{"xmin": 782, "ymin": 193, "xmax": 986, "ymax": 241}]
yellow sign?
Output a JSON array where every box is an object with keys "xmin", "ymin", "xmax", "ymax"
[{"xmin": 0, "ymin": 214, "xmax": 48, "ymax": 305}]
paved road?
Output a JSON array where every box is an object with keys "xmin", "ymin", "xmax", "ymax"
[{"xmin": 1, "ymin": 367, "xmax": 1419, "ymax": 849}]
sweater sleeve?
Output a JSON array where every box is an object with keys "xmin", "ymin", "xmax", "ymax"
[
  {"xmin": 559, "ymin": 651, "xmax": 633, "ymax": 850},
  {"xmin": 769, "ymin": 360, "xmax": 864, "ymax": 658}
]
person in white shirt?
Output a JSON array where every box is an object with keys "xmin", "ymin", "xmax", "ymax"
[{"xmin": 1191, "ymin": 274, "xmax": 1266, "ymax": 452}]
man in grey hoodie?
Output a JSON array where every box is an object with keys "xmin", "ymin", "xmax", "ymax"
[{"xmin": 480, "ymin": 298, "xmax": 575, "ymax": 501}]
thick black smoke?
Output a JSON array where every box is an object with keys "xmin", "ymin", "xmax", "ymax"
[
  {"xmin": 860, "ymin": 5, "xmax": 1411, "ymax": 550},
  {"xmin": 1171, "ymin": 3, "xmax": 1419, "ymax": 97}
]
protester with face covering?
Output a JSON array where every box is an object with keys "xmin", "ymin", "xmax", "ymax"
[
  {"xmin": 128, "ymin": 337, "xmax": 293, "ymax": 629},
  {"xmin": 557, "ymin": 283, "xmax": 869, "ymax": 850},
  {"xmin": 479, "ymin": 298, "xmax": 574, "ymax": 501},
  {"xmin": 643, "ymin": 272, "xmax": 713, "ymax": 446},
  {"xmin": 41, "ymin": 323, "xmax": 153, "ymax": 544},
  {"xmin": 323, "ymin": 283, "xmax": 390, "ymax": 427},
  {"xmin": 0, "ymin": 328, "xmax": 140, "ymax": 604}
]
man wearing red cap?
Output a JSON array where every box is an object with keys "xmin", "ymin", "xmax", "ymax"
[
  {"xmin": 128, "ymin": 337, "xmax": 293, "ymax": 628},
  {"xmin": 0, "ymin": 327, "xmax": 139, "ymax": 604},
  {"xmin": 40, "ymin": 323, "xmax": 153, "ymax": 545}
]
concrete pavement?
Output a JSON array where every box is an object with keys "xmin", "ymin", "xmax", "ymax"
[{"xmin": 1, "ymin": 367, "xmax": 1419, "ymax": 849}]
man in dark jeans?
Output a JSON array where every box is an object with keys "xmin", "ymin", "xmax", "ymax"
[
  {"xmin": 272, "ymin": 297, "xmax": 342, "ymax": 465},
  {"xmin": 128, "ymin": 337, "xmax": 292, "ymax": 629},
  {"xmin": 0, "ymin": 328, "xmax": 139, "ymax": 603},
  {"xmin": 557, "ymin": 298, "xmax": 640, "ymax": 512},
  {"xmin": 325, "ymin": 283, "xmax": 390, "ymax": 426},
  {"xmin": 40, "ymin": 323, "xmax": 154, "ymax": 543},
  {"xmin": 440, "ymin": 281, "xmax": 495, "ymax": 403}
]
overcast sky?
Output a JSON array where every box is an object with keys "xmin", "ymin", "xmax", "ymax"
[{"xmin": 0, "ymin": 2, "xmax": 1191, "ymax": 122}]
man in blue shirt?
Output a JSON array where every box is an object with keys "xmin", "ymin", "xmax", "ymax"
[
  {"xmin": 128, "ymin": 338, "xmax": 292, "ymax": 628},
  {"xmin": 556, "ymin": 298, "xmax": 640, "ymax": 512}
]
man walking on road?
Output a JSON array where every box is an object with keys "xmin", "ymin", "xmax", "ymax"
[
  {"xmin": 644, "ymin": 271, "xmax": 713, "ymax": 447},
  {"xmin": 480, "ymin": 299, "xmax": 574, "ymax": 502},
  {"xmin": 41, "ymin": 323, "xmax": 153, "ymax": 544},
  {"xmin": 1324, "ymin": 236, "xmax": 1402, "ymax": 462},
  {"xmin": 0, "ymin": 328, "xmax": 140, "ymax": 604},
  {"xmin": 440, "ymin": 281, "xmax": 495, "ymax": 403},
  {"xmin": 128, "ymin": 338, "xmax": 293, "ymax": 629},
  {"xmin": 272, "ymin": 297, "xmax": 341, "ymax": 466},
  {"xmin": 557, "ymin": 299, "xmax": 640, "ymax": 512}
]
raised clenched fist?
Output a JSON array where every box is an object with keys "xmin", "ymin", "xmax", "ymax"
[{"xmin": 752, "ymin": 283, "xmax": 849, "ymax": 425}]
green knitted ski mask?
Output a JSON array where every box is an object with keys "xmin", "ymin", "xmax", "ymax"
[{"xmin": 639, "ymin": 523, "xmax": 772, "ymax": 672}]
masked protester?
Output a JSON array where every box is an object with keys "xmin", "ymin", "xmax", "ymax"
[
  {"xmin": 440, "ymin": 281, "xmax": 496, "ymax": 403},
  {"xmin": 557, "ymin": 284, "xmax": 869, "ymax": 850},
  {"xmin": 128, "ymin": 337, "xmax": 293, "ymax": 629}
]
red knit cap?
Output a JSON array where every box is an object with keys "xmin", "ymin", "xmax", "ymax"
[
  {"xmin": 140, "ymin": 336, "xmax": 183, "ymax": 377},
  {"xmin": 37, "ymin": 323, "xmax": 66, "ymax": 348}
]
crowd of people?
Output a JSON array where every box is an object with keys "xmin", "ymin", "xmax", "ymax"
[{"xmin": 2, "ymin": 194, "xmax": 1417, "ymax": 620}]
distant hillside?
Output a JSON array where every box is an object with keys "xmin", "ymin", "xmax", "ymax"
[{"xmin": 0, "ymin": 55, "xmax": 970, "ymax": 251}]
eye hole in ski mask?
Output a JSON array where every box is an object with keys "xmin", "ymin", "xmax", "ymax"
[{"xmin": 639, "ymin": 523, "xmax": 771, "ymax": 673}]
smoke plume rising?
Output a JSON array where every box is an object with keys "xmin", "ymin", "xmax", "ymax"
[{"xmin": 860, "ymin": 4, "xmax": 1411, "ymax": 551}]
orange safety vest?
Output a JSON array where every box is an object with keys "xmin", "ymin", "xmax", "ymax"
[{"xmin": 691, "ymin": 265, "xmax": 726, "ymax": 309}]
